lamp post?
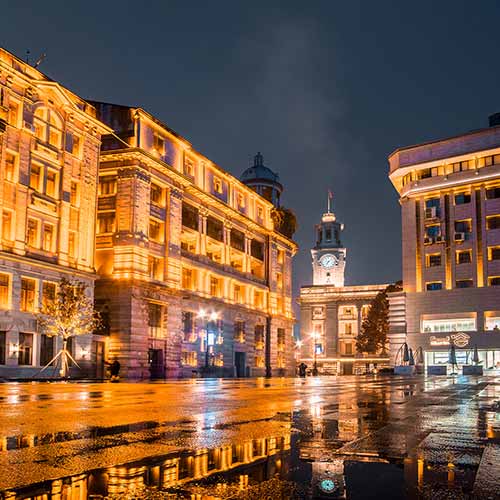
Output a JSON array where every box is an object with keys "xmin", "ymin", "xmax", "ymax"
[
  {"xmin": 311, "ymin": 332, "xmax": 319, "ymax": 376},
  {"xmin": 198, "ymin": 309, "xmax": 219, "ymax": 370}
]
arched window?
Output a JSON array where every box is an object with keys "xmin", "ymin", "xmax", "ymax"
[{"xmin": 33, "ymin": 107, "xmax": 63, "ymax": 148}]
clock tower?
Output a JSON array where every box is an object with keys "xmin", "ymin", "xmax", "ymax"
[{"xmin": 311, "ymin": 199, "xmax": 346, "ymax": 286}]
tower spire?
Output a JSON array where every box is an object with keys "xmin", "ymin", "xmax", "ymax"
[{"xmin": 327, "ymin": 189, "xmax": 333, "ymax": 213}]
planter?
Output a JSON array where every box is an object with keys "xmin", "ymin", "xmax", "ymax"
[
  {"xmin": 462, "ymin": 365, "xmax": 483, "ymax": 376},
  {"xmin": 394, "ymin": 365, "xmax": 416, "ymax": 375},
  {"xmin": 427, "ymin": 365, "xmax": 447, "ymax": 375}
]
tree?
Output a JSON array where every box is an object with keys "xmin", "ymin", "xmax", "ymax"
[
  {"xmin": 356, "ymin": 283, "xmax": 402, "ymax": 354},
  {"xmin": 37, "ymin": 278, "xmax": 100, "ymax": 378},
  {"xmin": 271, "ymin": 207, "xmax": 297, "ymax": 239}
]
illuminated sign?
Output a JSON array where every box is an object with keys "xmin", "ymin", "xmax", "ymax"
[{"xmin": 429, "ymin": 332, "xmax": 470, "ymax": 347}]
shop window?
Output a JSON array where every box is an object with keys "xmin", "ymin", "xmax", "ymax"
[
  {"xmin": 18, "ymin": 333, "xmax": 33, "ymax": 366},
  {"xmin": 422, "ymin": 318, "xmax": 476, "ymax": 333}
]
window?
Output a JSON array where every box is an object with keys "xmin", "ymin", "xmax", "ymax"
[
  {"xmin": 72, "ymin": 134, "xmax": 81, "ymax": 157},
  {"xmin": 68, "ymin": 232, "xmax": 77, "ymax": 259},
  {"xmin": 489, "ymin": 276, "xmax": 500, "ymax": 286},
  {"xmin": 42, "ymin": 282, "xmax": 56, "ymax": 311},
  {"xmin": 456, "ymin": 250, "xmax": 472, "ymax": 264},
  {"xmin": 251, "ymin": 240, "xmax": 265, "ymax": 261},
  {"xmin": 26, "ymin": 219, "xmax": 39, "ymax": 247},
  {"xmin": 254, "ymin": 290, "xmax": 264, "ymax": 308},
  {"xmin": 257, "ymin": 206, "xmax": 264, "ymax": 220},
  {"xmin": 42, "ymin": 224, "xmax": 54, "ymax": 252},
  {"xmin": 456, "ymin": 279, "xmax": 473, "ymax": 289},
  {"xmin": 345, "ymin": 343, "xmax": 353, "ymax": 355},
  {"xmin": 451, "ymin": 160, "xmax": 473, "ymax": 173},
  {"xmin": 182, "ymin": 268, "xmax": 194, "ymax": 289},
  {"xmin": 486, "ymin": 186, "xmax": 500, "ymax": 199},
  {"xmin": 425, "ymin": 198, "xmax": 440, "ymax": 209},
  {"xmin": 182, "ymin": 203, "xmax": 199, "ymax": 231},
  {"xmin": 97, "ymin": 213, "xmax": 115, "ymax": 233},
  {"xmin": 277, "ymin": 328, "xmax": 285, "ymax": 351},
  {"xmin": 183, "ymin": 157, "xmax": 195, "ymax": 178},
  {"xmin": 213, "ymin": 176, "xmax": 222, "ymax": 194},
  {"xmin": 426, "ymin": 253, "xmax": 441, "ymax": 267},
  {"xmin": 422, "ymin": 318, "xmax": 476, "ymax": 333},
  {"xmin": 210, "ymin": 276, "xmax": 221, "ymax": 297},
  {"xmin": 237, "ymin": 193, "xmax": 245, "ymax": 209},
  {"xmin": 230, "ymin": 228, "xmax": 245, "ymax": 252},
  {"xmin": 485, "ymin": 317, "xmax": 500, "ymax": 330},
  {"xmin": 33, "ymin": 107, "xmax": 62, "ymax": 148},
  {"xmin": 99, "ymin": 176, "xmax": 117, "ymax": 195},
  {"xmin": 425, "ymin": 224, "xmax": 441, "ymax": 239},
  {"xmin": 234, "ymin": 321, "xmax": 245, "ymax": 342},
  {"xmin": 70, "ymin": 182, "xmax": 79, "ymax": 206},
  {"xmin": 2, "ymin": 211, "xmax": 12, "ymax": 241},
  {"xmin": 489, "ymin": 246, "xmax": 500, "ymax": 261},
  {"xmin": 46, "ymin": 170, "xmax": 58, "ymax": 198},
  {"xmin": 487, "ymin": 215, "xmax": 500, "ymax": 230},
  {"xmin": 20, "ymin": 278, "xmax": 36, "ymax": 312},
  {"xmin": 30, "ymin": 164, "xmax": 42, "ymax": 191},
  {"xmin": 233, "ymin": 284, "xmax": 242, "ymax": 303},
  {"xmin": 0, "ymin": 274, "xmax": 10, "ymax": 309},
  {"xmin": 153, "ymin": 133, "xmax": 164, "ymax": 154},
  {"xmin": 426, "ymin": 282, "xmax": 442, "ymax": 291},
  {"xmin": 276, "ymin": 272, "xmax": 283, "ymax": 289},
  {"xmin": 148, "ymin": 303, "xmax": 162, "ymax": 336},
  {"xmin": 325, "ymin": 228, "xmax": 332, "ymax": 241},
  {"xmin": 148, "ymin": 256, "xmax": 163, "ymax": 280},
  {"xmin": 206, "ymin": 217, "xmax": 223, "ymax": 242},
  {"xmin": 455, "ymin": 220, "xmax": 472, "ymax": 234},
  {"xmin": 255, "ymin": 325, "xmax": 265, "ymax": 349},
  {"xmin": 277, "ymin": 249, "xmax": 285, "ymax": 265},
  {"xmin": 18, "ymin": 333, "xmax": 33, "ymax": 366},
  {"xmin": 150, "ymin": 183, "xmax": 164, "ymax": 205},
  {"xmin": 5, "ymin": 152, "xmax": 16, "ymax": 182},
  {"xmin": 0, "ymin": 332, "xmax": 5, "ymax": 365},
  {"xmin": 149, "ymin": 219, "xmax": 163, "ymax": 242},
  {"xmin": 182, "ymin": 312, "xmax": 195, "ymax": 342},
  {"xmin": 8, "ymin": 101, "xmax": 19, "ymax": 127},
  {"xmin": 455, "ymin": 193, "xmax": 471, "ymax": 205},
  {"xmin": 39, "ymin": 334, "xmax": 54, "ymax": 367},
  {"xmin": 181, "ymin": 350, "xmax": 197, "ymax": 366}
]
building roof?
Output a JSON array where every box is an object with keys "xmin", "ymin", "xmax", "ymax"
[{"xmin": 241, "ymin": 152, "xmax": 282, "ymax": 186}]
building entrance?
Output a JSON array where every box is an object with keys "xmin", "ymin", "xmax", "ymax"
[
  {"xmin": 343, "ymin": 362, "xmax": 353, "ymax": 375},
  {"xmin": 235, "ymin": 352, "xmax": 246, "ymax": 377},
  {"xmin": 148, "ymin": 349, "xmax": 165, "ymax": 379}
]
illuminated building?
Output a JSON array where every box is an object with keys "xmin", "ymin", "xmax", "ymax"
[
  {"xmin": 388, "ymin": 113, "xmax": 500, "ymax": 370},
  {"xmin": 299, "ymin": 203, "xmax": 389, "ymax": 374},
  {"xmin": 90, "ymin": 102, "xmax": 297, "ymax": 378},
  {"xmin": 0, "ymin": 48, "xmax": 110, "ymax": 378}
]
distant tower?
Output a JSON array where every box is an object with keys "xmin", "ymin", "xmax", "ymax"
[
  {"xmin": 240, "ymin": 152, "xmax": 283, "ymax": 207},
  {"xmin": 311, "ymin": 194, "xmax": 346, "ymax": 286}
]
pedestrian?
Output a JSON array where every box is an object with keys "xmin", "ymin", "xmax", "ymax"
[
  {"xmin": 298, "ymin": 362, "xmax": 307, "ymax": 378},
  {"xmin": 106, "ymin": 358, "xmax": 121, "ymax": 382}
]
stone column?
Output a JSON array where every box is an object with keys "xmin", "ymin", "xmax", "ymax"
[{"xmin": 198, "ymin": 209, "xmax": 207, "ymax": 255}]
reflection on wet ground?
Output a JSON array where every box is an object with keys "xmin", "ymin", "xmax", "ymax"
[{"xmin": 0, "ymin": 375, "xmax": 499, "ymax": 499}]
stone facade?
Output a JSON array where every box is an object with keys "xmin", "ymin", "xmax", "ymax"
[
  {"xmin": 388, "ymin": 115, "xmax": 500, "ymax": 370},
  {"xmin": 91, "ymin": 102, "xmax": 297, "ymax": 379},
  {"xmin": 0, "ymin": 48, "xmax": 110, "ymax": 378}
]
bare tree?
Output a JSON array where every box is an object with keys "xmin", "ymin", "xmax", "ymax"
[{"xmin": 37, "ymin": 278, "xmax": 100, "ymax": 378}]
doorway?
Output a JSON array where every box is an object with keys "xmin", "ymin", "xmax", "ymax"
[
  {"xmin": 95, "ymin": 341, "xmax": 105, "ymax": 379},
  {"xmin": 149, "ymin": 349, "xmax": 165, "ymax": 379},
  {"xmin": 343, "ymin": 362, "xmax": 353, "ymax": 375},
  {"xmin": 235, "ymin": 352, "xmax": 246, "ymax": 378}
]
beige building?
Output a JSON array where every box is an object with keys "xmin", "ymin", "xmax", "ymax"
[
  {"xmin": 388, "ymin": 113, "xmax": 500, "ymax": 370},
  {"xmin": 299, "ymin": 206, "xmax": 389, "ymax": 375},
  {"xmin": 91, "ymin": 102, "xmax": 297, "ymax": 379},
  {"xmin": 0, "ymin": 48, "xmax": 110, "ymax": 378}
]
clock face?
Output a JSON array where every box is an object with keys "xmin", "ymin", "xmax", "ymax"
[
  {"xmin": 319, "ymin": 478, "xmax": 336, "ymax": 493},
  {"xmin": 320, "ymin": 254, "xmax": 337, "ymax": 269}
]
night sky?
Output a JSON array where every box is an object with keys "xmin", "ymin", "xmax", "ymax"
[{"xmin": 3, "ymin": 1, "xmax": 500, "ymax": 299}]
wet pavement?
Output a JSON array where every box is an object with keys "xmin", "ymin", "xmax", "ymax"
[{"xmin": 0, "ymin": 374, "xmax": 499, "ymax": 499}]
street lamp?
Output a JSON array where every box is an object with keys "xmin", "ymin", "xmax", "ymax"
[
  {"xmin": 198, "ymin": 309, "xmax": 219, "ymax": 370},
  {"xmin": 310, "ymin": 332, "xmax": 320, "ymax": 376}
]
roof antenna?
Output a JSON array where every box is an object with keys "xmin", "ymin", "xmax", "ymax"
[
  {"xmin": 25, "ymin": 49, "xmax": 30, "ymax": 64},
  {"xmin": 33, "ymin": 53, "xmax": 47, "ymax": 69}
]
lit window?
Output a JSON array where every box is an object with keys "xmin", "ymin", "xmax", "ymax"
[
  {"xmin": 26, "ymin": 219, "xmax": 39, "ymax": 247},
  {"xmin": 42, "ymin": 224, "xmax": 54, "ymax": 252},
  {"xmin": 153, "ymin": 133, "xmax": 164, "ymax": 154},
  {"xmin": 210, "ymin": 276, "xmax": 221, "ymax": 297},
  {"xmin": 276, "ymin": 272, "xmax": 283, "ymax": 289},
  {"xmin": 233, "ymin": 284, "xmax": 241, "ymax": 303},
  {"xmin": 422, "ymin": 318, "xmax": 476, "ymax": 333},
  {"xmin": 68, "ymin": 232, "xmax": 77, "ymax": 259},
  {"xmin": 8, "ymin": 101, "xmax": 19, "ymax": 127},
  {"xmin": 182, "ymin": 268, "xmax": 194, "ymax": 289},
  {"xmin": 4, "ymin": 153, "xmax": 16, "ymax": 182},
  {"xmin": 183, "ymin": 157, "xmax": 195, "ymax": 178},
  {"xmin": 257, "ymin": 206, "xmax": 264, "ymax": 220},
  {"xmin": 70, "ymin": 182, "xmax": 79, "ymax": 206},
  {"xmin": 149, "ymin": 219, "xmax": 163, "ymax": 242},
  {"xmin": 277, "ymin": 328, "xmax": 286, "ymax": 351},
  {"xmin": 150, "ymin": 183, "xmax": 164, "ymax": 205},
  {"xmin": 41, "ymin": 282, "xmax": 56, "ymax": 310},
  {"xmin": 344, "ymin": 323, "xmax": 353, "ymax": 334},
  {"xmin": 234, "ymin": 321, "xmax": 245, "ymax": 343},
  {"xmin": 181, "ymin": 350, "xmax": 197, "ymax": 366},
  {"xmin": 72, "ymin": 135, "xmax": 81, "ymax": 157},
  {"xmin": 345, "ymin": 343, "xmax": 353, "ymax": 355},
  {"xmin": 148, "ymin": 255, "xmax": 163, "ymax": 280},
  {"xmin": 0, "ymin": 274, "xmax": 10, "ymax": 309},
  {"xmin": 2, "ymin": 211, "xmax": 12, "ymax": 241},
  {"xmin": 97, "ymin": 213, "xmax": 115, "ymax": 233},
  {"xmin": 30, "ymin": 164, "xmax": 42, "ymax": 191},
  {"xmin": 46, "ymin": 170, "xmax": 58, "ymax": 198},
  {"xmin": 485, "ymin": 316, "xmax": 500, "ymax": 330},
  {"xmin": 277, "ymin": 249, "xmax": 285, "ymax": 264},
  {"xmin": 33, "ymin": 107, "xmax": 62, "ymax": 147},
  {"xmin": 99, "ymin": 176, "xmax": 117, "ymax": 195},
  {"xmin": 20, "ymin": 278, "xmax": 36, "ymax": 312}
]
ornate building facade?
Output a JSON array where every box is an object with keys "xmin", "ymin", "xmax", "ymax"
[
  {"xmin": 387, "ymin": 114, "xmax": 500, "ymax": 371},
  {"xmin": 299, "ymin": 204, "xmax": 389, "ymax": 375},
  {"xmin": 0, "ymin": 48, "xmax": 110, "ymax": 378},
  {"xmin": 91, "ymin": 102, "xmax": 297, "ymax": 379}
]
